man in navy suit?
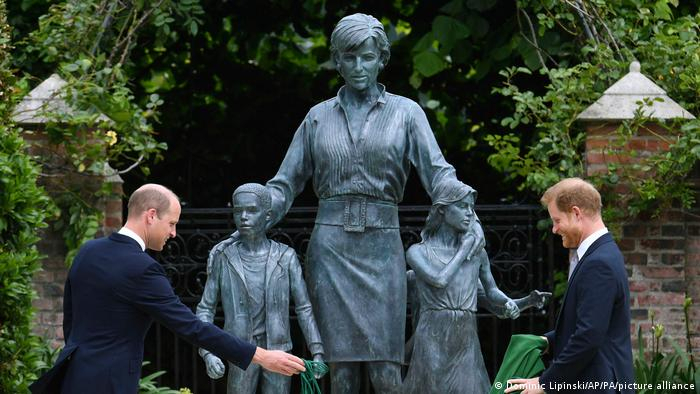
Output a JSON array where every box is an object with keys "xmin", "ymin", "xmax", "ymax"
[
  {"xmin": 31, "ymin": 184, "xmax": 305, "ymax": 393},
  {"xmin": 506, "ymin": 178, "xmax": 634, "ymax": 394}
]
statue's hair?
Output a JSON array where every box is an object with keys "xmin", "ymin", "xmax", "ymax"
[
  {"xmin": 128, "ymin": 184, "xmax": 178, "ymax": 219},
  {"xmin": 330, "ymin": 13, "xmax": 390, "ymax": 67},
  {"xmin": 540, "ymin": 177, "xmax": 602, "ymax": 216},
  {"xmin": 232, "ymin": 183, "xmax": 271, "ymax": 210},
  {"xmin": 421, "ymin": 181, "xmax": 476, "ymax": 240}
]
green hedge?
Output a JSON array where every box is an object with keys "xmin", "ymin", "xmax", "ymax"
[
  {"xmin": 0, "ymin": 129, "xmax": 57, "ymax": 392},
  {"xmin": 0, "ymin": 1, "xmax": 57, "ymax": 391}
]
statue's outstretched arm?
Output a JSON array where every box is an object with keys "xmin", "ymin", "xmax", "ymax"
[{"xmin": 477, "ymin": 250, "xmax": 519, "ymax": 319}]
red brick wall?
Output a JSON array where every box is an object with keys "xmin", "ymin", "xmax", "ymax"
[
  {"xmin": 584, "ymin": 122, "xmax": 698, "ymax": 351},
  {"xmin": 32, "ymin": 229, "xmax": 68, "ymax": 349},
  {"xmin": 685, "ymin": 222, "xmax": 700, "ymax": 351},
  {"xmin": 624, "ymin": 213, "xmax": 693, "ymax": 349},
  {"xmin": 26, "ymin": 130, "xmax": 124, "ymax": 348}
]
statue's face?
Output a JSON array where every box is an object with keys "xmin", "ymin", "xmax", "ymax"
[
  {"xmin": 443, "ymin": 194, "xmax": 475, "ymax": 233},
  {"xmin": 337, "ymin": 37, "xmax": 381, "ymax": 92},
  {"xmin": 233, "ymin": 192, "xmax": 269, "ymax": 236}
]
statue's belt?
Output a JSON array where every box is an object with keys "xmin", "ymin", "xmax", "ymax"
[
  {"xmin": 424, "ymin": 307, "xmax": 476, "ymax": 313},
  {"xmin": 316, "ymin": 197, "xmax": 399, "ymax": 232}
]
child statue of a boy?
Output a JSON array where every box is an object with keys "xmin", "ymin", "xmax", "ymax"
[{"xmin": 196, "ymin": 183, "xmax": 324, "ymax": 393}]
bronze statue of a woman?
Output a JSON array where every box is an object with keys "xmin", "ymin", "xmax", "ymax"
[
  {"xmin": 212, "ymin": 13, "xmax": 484, "ymax": 393},
  {"xmin": 264, "ymin": 13, "xmax": 487, "ymax": 393}
]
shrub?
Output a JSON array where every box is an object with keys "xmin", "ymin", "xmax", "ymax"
[
  {"xmin": 0, "ymin": 1, "xmax": 58, "ymax": 391},
  {"xmin": 634, "ymin": 298, "xmax": 699, "ymax": 393},
  {"xmin": 0, "ymin": 129, "xmax": 57, "ymax": 391}
]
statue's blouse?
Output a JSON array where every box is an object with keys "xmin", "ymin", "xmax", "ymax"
[{"xmin": 267, "ymin": 85, "xmax": 457, "ymax": 222}]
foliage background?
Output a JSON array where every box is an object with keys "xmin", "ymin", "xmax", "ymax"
[
  {"xmin": 10, "ymin": 0, "xmax": 558, "ymax": 207},
  {"xmin": 9, "ymin": 0, "xmax": 699, "ymax": 211}
]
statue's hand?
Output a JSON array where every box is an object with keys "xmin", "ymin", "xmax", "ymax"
[
  {"xmin": 208, "ymin": 232, "xmax": 239, "ymax": 260},
  {"xmin": 530, "ymin": 290, "xmax": 552, "ymax": 309},
  {"xmin": 312, "ymin": 354, "xmax": 327, "ymax": 379},
  {"xmin": 204, "ymin": 353, "xmax": 225, "ymax": 379},
  {"xmin": 459, "ymin": 232, "xmax": 476, "ymax": 255},
  {"xmin": 464, "ymin": 222, "xmax": 486, "ymax": 261},
  {"xmin": 504, "ymin": 299, "xmax": 520, "ymax": 319}
]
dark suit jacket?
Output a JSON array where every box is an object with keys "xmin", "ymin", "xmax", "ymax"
[
  {"xmin": 30, "ymin": 233, "xmax": 256, "ymax": 394},
  {"xmin": 540, "ymin": 233, "xmax": 635, "ymax": 393}
]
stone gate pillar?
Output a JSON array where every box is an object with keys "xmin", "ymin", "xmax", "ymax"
[
  {"xmin": 576, "ymin": 61, "xmax": 697, "ymax": 350},
  {"xmin": 13, "ymin": 74, "xmax": 123, "ymax": 347}
]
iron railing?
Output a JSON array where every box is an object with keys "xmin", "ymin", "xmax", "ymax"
[{"xmin": 144, "ymin": 204, "xmax": 556, "ymax": 393}]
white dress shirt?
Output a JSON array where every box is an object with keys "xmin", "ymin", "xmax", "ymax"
[
  {"xmin": 569, "ymin": 227, "xmax": 608, "ymax": 280},
  {"xmin": 117, "ymin": 227, "xmax": 146, "ymax": 252}
]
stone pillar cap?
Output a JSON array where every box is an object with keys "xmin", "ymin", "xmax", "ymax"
[
  {"xmin": 577, "ymin": 61, "xmax": 695, "ymax": 121},
  {"xmin": 103, "ymin": 163, "xmax": 124, "ymax": 184},
  {"xmin": 12, "ymin": 73, "xmax": 112, "ymax": 124}
]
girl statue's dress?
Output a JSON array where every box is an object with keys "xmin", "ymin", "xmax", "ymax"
[
  {"xmin": 403, "ymin": 245, "xmax": 492, "ymax": 394},
  {"xmin": 403, "ymin": 181, "xmax": 517, "ymax": 394}
]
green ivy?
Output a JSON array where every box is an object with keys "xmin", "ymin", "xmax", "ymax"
[
  {"xmin": 488, "ymin": 1, "xmax": 700, "ymax": 221},
  {"xmin": 51, "ymin": 189, "xmax": 102, "ymax": 264},
  {"xmin": 13, "ymin": 0, "xmax": 205, "ymax": 263},
  {"xmin": 0, "ymin": 2, "xmax": 58, "ymax": 390},
  {"xmin": 0, "ymin": 1, "xmax": 202, "ymax": 390}
]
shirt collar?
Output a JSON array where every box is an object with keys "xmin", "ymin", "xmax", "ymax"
[
  {"xmin": 333, "ymin": 84, "xmax": 387, "ymax": 109},
  {"xmin": 118, "ymin": 226, "xmax": 146, "ymax": 251},
  {"xmin": 576, "ymin": 227, "xmax": 608, "ymax": 261}
]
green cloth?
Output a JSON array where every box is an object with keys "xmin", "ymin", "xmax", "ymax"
[
  {"xmin": 490, "ymin": 334, "xmax": 548, "ymax": 394},
  {"xmin": 300, "ymin": 359, "xmax": 328, "ymax": 394}
]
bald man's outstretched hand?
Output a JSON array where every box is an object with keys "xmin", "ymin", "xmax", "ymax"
[{"xmin": 252, "ymin": 348, "xmax": 306, "ymax": 376}]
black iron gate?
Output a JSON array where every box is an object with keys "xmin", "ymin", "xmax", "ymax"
[{"xmin": 144, "ymin": 205, "xmax": 556, "ymax": 393}]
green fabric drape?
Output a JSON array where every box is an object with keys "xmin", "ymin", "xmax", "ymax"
[
  {"xmin": 490, "ymin": 334, "xmax": 548, "ymax": 394},
  {"xmin": 300, "ymin": 359, "xmax": 328, "ymax": 394}
]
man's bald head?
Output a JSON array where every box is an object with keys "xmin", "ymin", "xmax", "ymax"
[{"xmin": 127, "ymin": 184, "xmax": 179, "ymax": 219}]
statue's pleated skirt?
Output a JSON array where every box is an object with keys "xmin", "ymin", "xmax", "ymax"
[{"xmin": 305, "ymin": 224, "xmax": 406, "ymax": 363}]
